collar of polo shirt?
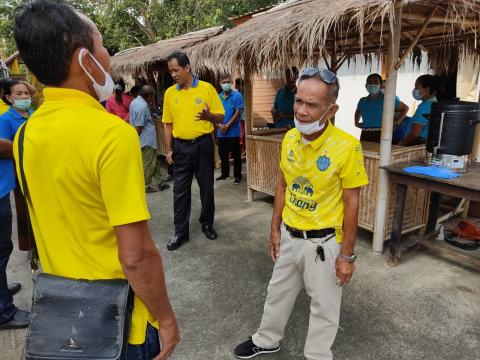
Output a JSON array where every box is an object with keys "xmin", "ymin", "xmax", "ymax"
[
  {"xmin": 176, "ymin": 77, "xmax": 199, "ymax": 91},
  {"xmin": 294, "ymin": 120, "xmax": 334, "ymax": 150}
]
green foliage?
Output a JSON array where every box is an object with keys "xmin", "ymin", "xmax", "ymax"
[{"xmin": 0, "ymin": 0, "xmax": 280, "ymax": 57}]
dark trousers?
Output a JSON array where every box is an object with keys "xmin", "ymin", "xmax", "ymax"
[
  {"xmin": 0, "ymin": 194, "xmax": 16, "ymax": 325},
  {"xmin": 172, "ymin": 134, "xmax": 215, "ymax": 237},
  {"xmin": 126, "ymin": 324, "xmax": 160, "ymax": 359},
  {"xmin": 218, "ymin": 137, "xmax": 242, "ymax": 178}
]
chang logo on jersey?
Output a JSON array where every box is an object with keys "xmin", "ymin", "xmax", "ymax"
[{"xmin": 289, "ymin": 176, "xmax": 317, "ymax": 211}]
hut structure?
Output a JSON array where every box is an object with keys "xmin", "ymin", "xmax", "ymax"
[
  {"xmin": 111, "ymin": 25, "xmax": 225, "ymax": 79},
  {"xmin": 190, "ymin": 0, "xmax": 480, "ymax": 254},
  {"xmin": 110, "ymin": 26, "xmax": 226, "ymax": 158}
]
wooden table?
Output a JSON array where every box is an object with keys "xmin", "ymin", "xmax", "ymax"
[{"xmin": 382, "ymin": 161, "xmax": 480, "ymax": 267}]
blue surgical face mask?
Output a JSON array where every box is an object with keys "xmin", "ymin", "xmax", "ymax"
[
  {"xmin": 412, "ymin": 88, "xmax": 422, "ymax": 101},
  {"xmin": 14, "ymin": 98, "xmax": 31, "ymax": 110},
  {"xmin": 366, "ymin": 84, "xmax": 381, "ymax": 95},
  {"xmin": 221, "ymin": 83, "xmax": 232, "ymax": 92}
]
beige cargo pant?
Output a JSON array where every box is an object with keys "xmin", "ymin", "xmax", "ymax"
[{"xmin": 252, "ymin": 224, "xmax": 342, "ymax": 360}]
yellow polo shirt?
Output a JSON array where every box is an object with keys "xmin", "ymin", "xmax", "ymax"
[
  {"xmin": 280, "ymin": 123, "xmax": 368, "ymax": 243},
  {"xmin": 13, "ymin": 87, "xmax": 156, "ymax": 345},
  {"xmin": 0, "ymin": 101, "xmax": 10, "ymax": 115},
  {"xmin": 162, "ymin": 79, "xmax": 224, "ymax": 139}
]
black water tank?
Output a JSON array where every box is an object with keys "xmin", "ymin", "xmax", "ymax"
[{"xmin": 426, "ymin": 100, "xmax": 480, "ymax": 155}]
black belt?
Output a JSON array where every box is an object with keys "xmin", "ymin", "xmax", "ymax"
[
  {"xmin": 285, "ymin": 225, "xmax": 335, "ymax": 240},
  {"xmin": 174, "ymin": 133, "xmax": 211, "ymax": 144}
]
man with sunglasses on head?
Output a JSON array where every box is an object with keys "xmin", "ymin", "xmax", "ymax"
[{"xmin": 234, "ymin": 68, "xmax": 368, "ymax": 360}]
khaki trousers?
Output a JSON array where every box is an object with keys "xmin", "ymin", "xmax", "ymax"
[
  {"xmin": 142, "ymin": 146, "xmax": 167, "ymax": 188},
  {"xmin": 252, "ymin": 224, "xmax": 342, "ymax": 360}
]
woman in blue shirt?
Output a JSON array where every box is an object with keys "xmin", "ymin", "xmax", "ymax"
[
  {"xmin": 355, "ymin": 73, "xmax": 409, "ymax": 143},
  {"xmin": 399, "ymin": 74, "xmax": 438, "ymax": 146},
  {"xmin": 0, "ymin": 80, "xmax": 33, "ymax": 330}
]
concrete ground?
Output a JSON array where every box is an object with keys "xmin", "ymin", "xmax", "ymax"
[{"xmin": 1, "ymin": 170, "xmax": 479, "ymax": 360}]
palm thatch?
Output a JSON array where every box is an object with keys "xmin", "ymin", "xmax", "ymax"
[
  {"xmin": 189, "ymin": 0, "xmax": 480, "ymax": 75},
  {"xmin": 110, "ymin": 26, "xmax": 226, "ymax": 77}
]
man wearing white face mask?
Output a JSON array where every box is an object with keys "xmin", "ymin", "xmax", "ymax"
[
  {"xmin": 234, "ymin": 68, "xmax": 368, "ymax": 360},
  {"xmin": 354, "ymin": 73, "xmax": 408, "ymax": 143},
  {"xmin": 12, "ymin": 1, "xmax": 179, "ymax": 358},
  {"xmin": 217, "ymin": 74, "xmax": 244, "ymax": 184}
]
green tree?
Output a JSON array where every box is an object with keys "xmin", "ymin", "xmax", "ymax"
[{"xmin": 0, "ymin": 0, "xmax": 280, "ymax": 57}]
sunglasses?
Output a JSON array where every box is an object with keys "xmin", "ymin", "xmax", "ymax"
[{"xmin": 299, "ymin": 67, "xmax": 337, "ymax": 84}]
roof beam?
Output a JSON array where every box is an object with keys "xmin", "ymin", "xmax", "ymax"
[
  {"xmin": 395, "ymin": 7, "xmax": 438, "ymax": 70},
  {"xmin": 402, "ymin": 13, "xmax": 480, "ymax": 28}
]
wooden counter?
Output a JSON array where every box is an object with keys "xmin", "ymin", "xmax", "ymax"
[{"xmin": 246, "ymin": 131, "xmax": 429, "ymax": 238}]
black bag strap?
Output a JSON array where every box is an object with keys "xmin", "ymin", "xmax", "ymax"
[
  {"xmin": 18, "ymin": 123, "xmax": 29, "ymax": 200},
  {"xmin": 17, "ymin": 123, "xmax": 38, "ymax": 271}
]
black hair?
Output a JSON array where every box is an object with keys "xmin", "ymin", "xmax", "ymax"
[
  {"xmin": 366, "ymin": 73, "xmax": 383, "ymax": 83},
  {"xmin": 115, "ymin": 79, "xmax": 125, "ymax": 103},
  {"xmin": 0, "ymin": 78, "xmax": 10, "ymax": 105},
  {"xmin": 167, "ymin": 51, "xmax": 191, "ymax": 68},
  {"xmin": 416, "ymin": 74, "xmax": 439, "ymax": 95},
  {"xmin": 13, "ymin": 0, "xmax": 94, "ymax": 86},
  {"xmin": 128, "ymin": 85, "xmax": 140, "ymax": 97},
  {"xmin": 139, "ymin": 85, "xmax": 155, "ymax": 99},
  {"xmin": 2, "ymin": 80, "xmax": 27, "ymax": 105},
  {"xmin": 220, "ymin": 74, "xmax": 232, "ymax": 81}
]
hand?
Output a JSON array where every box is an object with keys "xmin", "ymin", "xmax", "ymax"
[
  {"xmin": 335, "ymin": 257, "xmax": 355, "ymax": 286},
  {"xmin": 220, "ymin": 124, "xmax": 229, "ymax": 134},
  {"xmin": 154, "ymin": 317, "xmax": 180, "ymax": 360},
  {"xmin": 196, "ymin": 105, "xmax": 213, "ymax": 122},
  {"xmin": 269, "ymin": 230, "xmax": 281, "ymax": 262},
  {"xmin": 166, "ymin": 151, "xmax": 174, "ymax": 165}
]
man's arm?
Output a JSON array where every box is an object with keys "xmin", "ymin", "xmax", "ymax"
[
  {"xmin": 270, "ymin": 169, "xmax": 287, "ymax": 262},
  {"xmin": 336, "ymin": 187, "xmax": 361, "ymax": 285},
  {"xmin": 116, "ymin": 221, "xmax": 180, "ymax": 360},
  {"xmin": 221, "ymin": 109, "xmax": 241, "ymax": 133},
  {"xmin": 164, "ymin": 123, "xmax": 174, "ymax": 165},
  {"xmin": 0, "ymin": 139, "xmax": 13, "ymax": 158},
  {"xmin": 196, "ymin": 105, "xmax": 224, "ymax": 124}
]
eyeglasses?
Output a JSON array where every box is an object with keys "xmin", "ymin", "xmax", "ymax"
[{"xmin": 299, "ymin": 67, "xmax": 337, "ymax": 84}]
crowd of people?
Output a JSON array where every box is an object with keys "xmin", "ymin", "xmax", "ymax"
[{"xmin": 0, "ymin": 1, "xmax": 441, "ymax": 360}]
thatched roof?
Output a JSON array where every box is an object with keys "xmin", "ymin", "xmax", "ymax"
[
  {"xmin": 110, "ymin": 26, "xmax": 226, "ymax": 77},
  {"xmin": 190, "ymin": 0, "xmax": 480, "ymax": 74}
]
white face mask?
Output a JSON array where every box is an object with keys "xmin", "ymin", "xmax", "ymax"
[
  {"xmin": 294, "ymin": 105, "xmax": 332, "ymax": 135},
  {"xmin": 78, "ymin": 48, "xmax": 114, "ymax": 102}
]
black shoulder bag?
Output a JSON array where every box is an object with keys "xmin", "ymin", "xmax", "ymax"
[{"xmin": 18, "ymin": 123, "xmax": 134, "ymax": 360}]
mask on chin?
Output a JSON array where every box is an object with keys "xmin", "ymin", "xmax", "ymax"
[
  {"xmin": 294, "ymin": 105, "xmax": 332, "ymax": 135},
  {"xmin": 78, "ymin": 48, "xmax": 114, "ymax": 103}
]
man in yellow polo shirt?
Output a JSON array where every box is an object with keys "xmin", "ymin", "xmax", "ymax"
[
  {"xmin": 234, "ymin": 68, "xmax": 368, "ymax": 360},
  {"xmin": 163, "ymin": 51, "xmax": 224, "ymax": 251},
  {"xmin": 12, "ymin": 1, "xmax": 179, "ymax": 359}
]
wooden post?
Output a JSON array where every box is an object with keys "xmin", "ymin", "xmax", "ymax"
[
  {"xmin": 372, "ymin": 3, "xmax": 402, "ymax": 255},
  {"xmin": 244, "ymin": 67, "xmax": 255, "ymax": 201}
]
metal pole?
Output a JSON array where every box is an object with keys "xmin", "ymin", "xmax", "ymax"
[{"xmin": 372, "ymin": 3, "xmax": 402, "ymax": 254}]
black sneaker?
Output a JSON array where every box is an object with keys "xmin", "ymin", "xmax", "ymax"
[
  {"xmin": 234, "ymin": 177, "xmax": 242, "ymax": 184},
  {"xmin": 216, "ymin": 175, "xmax": 229, "ymax": 181},
  {"xmin": 234, "ymin": 337, "xmax": 280, "ymax": 359}
]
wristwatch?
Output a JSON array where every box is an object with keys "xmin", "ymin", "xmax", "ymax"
[{"xmin": 338, "ymin": 254, "xmax": 358, "ymax": 263}]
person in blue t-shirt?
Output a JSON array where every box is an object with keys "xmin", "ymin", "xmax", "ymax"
[
  {"xmin": 271, "ymin": 67, "xmax": 298, "ymax": 129},
  {"xmin": 399, "ymin": 74, "xmax": 438, "ymax": 146},
  {"xmin": 0, "ymin": 80, "xmax": 33, "ymax": 331},
  {"xmin": 217, "ymin": 74, "xmax": 244, "ymax": 184},
  {"xmin": 355, "ymin": 73, "xmax": 409, "ymax": 142}
]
